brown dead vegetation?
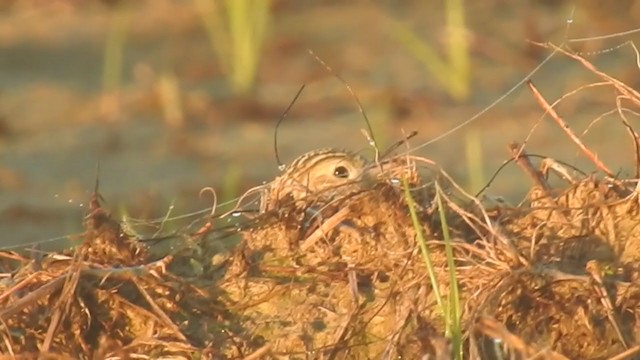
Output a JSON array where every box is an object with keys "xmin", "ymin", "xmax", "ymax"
[{"xmin": 3, "ymin": 47, "xmax": 640, "ymax": 359}]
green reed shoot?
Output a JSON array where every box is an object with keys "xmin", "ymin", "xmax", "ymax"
[
  {"xmin": 195, "ymin": 0, "xmax": 271, "ymax": 95},
  {"xmin": 435, "ymin": 181, "xmax": 462, "ymax": 359},
  {"xmin": 103, "ymin": 3, "xmax": 130, "ymax": 95},
  {"xmin": 403, "ymin": 179, "xmax": 462, "ymax": 359},
  {"xmin": 391, "ymin": 0, "xmax": 470, "ymax": 102},
  {"xmin": 402, "ymin": 179, "xmax": 444, "ymax": 322}
]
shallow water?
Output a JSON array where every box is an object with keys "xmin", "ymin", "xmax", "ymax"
[{"xmin": 1, "ymin": 1, "xmax": 639, "ymax": 249}]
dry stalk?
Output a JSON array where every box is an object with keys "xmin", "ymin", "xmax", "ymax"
[
  {"xmin": 0, "ymin": 274, "xmax": 66, "ymax": 322},
  {"xmin": 301, "ymin": 206, "xmax": 352, "ymax": 251},
  {"xmin": 526, "ymin": 81, "xmax": 614, "ymax": 177},
  {"xmin": 509, "ymin": 143, "xmax": 553, "ymax": 194},
  {"xmin": 43, "ymin": 260, "xmax": 82, "ymax": 352},
  {"xmin": 544, "ymin": 43, "xmax": 640, "ymax": 108},
  {"xmin": 0, "ymin": 272, "xmax": 41, "ymax": 303},
  {"xmin": 522, "ymin": 81, "xmax": 610, "ymax": 153},
  {"xmin": 131, "ymin": 277, "xmax": 188, "ymax": 342}
]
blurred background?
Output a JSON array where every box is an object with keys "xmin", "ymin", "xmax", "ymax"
[{"xmin": 1, "ymin": 0, "xmax": 640, "ymax": 248}]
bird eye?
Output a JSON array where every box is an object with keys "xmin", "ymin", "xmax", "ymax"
[{"xmin": 334, "ymin": 165, "xmax": 350, "ymax": 178}]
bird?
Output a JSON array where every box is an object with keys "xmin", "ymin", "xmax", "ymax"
[{"xmin": 262, "ymin": 148, "xmax": 370, "ymax": 212}]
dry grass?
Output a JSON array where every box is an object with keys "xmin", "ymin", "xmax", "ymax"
[{"xmin": 3, "ymin": 47, "xmax": 640, "ymax": 359}]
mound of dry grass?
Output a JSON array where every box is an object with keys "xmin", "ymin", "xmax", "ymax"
[{"xmin": 3, "ymin": 46, "xmax": 640, "ymax": 359}]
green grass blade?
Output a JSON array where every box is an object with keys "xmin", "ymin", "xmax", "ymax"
[
  {"xmin": 402, "ymin": 179, "xmax": 446, "ymax": 322},
  {"xmin": 435, "ymin": 181, "xmax": 462, "ymax": 359}
]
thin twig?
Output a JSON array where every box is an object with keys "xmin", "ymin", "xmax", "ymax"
[
  {"xmin": 131, "ymin": 277, "xmax": 188, "ymax": 342},
  {"xmin": 43, "ymin": 262, "xmax": 82, "ymax": 352},
  {"xmin": 508, "ymin": 143, "xmax": 552, "ymax": 195},
  {"xmin": 0, "ymin": 275, "xmax": 66, "ymax": 321},
  {"xmin": 526, "ymin": 81, "xmax": 614, "ymax": 177},
  {"xmin": 243, "ymin": 344, "xmax": 272, "ymax": 360},
  {"xmin": 301, "ymin": 206, "xmax": 352, "ymax": 251},
  {"xmin": 615, "ymin": 96, "xmax": 640, "ymax": 178}
]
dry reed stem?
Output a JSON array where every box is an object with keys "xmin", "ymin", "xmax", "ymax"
[
  {"xmin": 0, "ymin": 274, "xmax": 66, "ymax": 321},
  {"xmin": 526, "ymin": 81, "xmax": 614, "ymax": 177},
  {"xmin": 43, "ymin": 261, "xmax": 81, "ymax": 352},
  {"xmin": 508, "ymin": 142, "xmax": 553, "ymax": 194},
  {"xmin": 0, "ymin": 272, "xmax": 40, "ymax": 303},
  {"xmin": 540, "ymin": 42, "xmax": 640, "ymax": 177},
  {"xmin": 131, "ymin": 277, "xmax": 188, "ymax": 342},
  {"xmin": 521, "ymin": 81, "xmax": 609, "ymax": 152},
  {"xmin": 544, "ymin": 43, "xmax": 640, "ymax": 109}
]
